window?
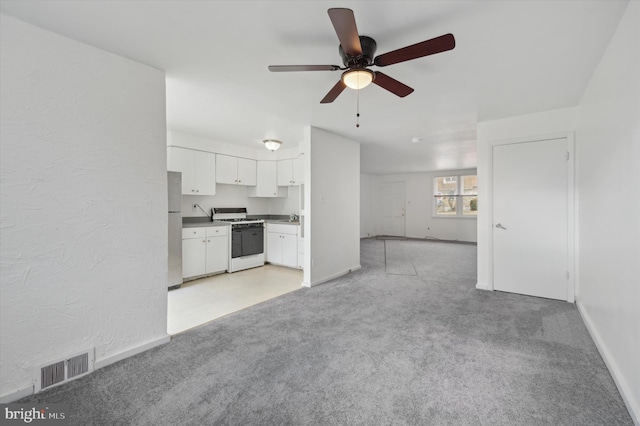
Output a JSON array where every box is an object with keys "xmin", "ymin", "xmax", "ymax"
[{"xmin": 434, "ymin": 174, "xmax": 478, "ymax": 217}]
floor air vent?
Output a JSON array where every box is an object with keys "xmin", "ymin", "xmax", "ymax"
[{"xmin": 35, "ymin": 348, "xmax": 94, "ymax": 392}]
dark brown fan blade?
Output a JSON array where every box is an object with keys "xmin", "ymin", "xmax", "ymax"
[
  {"xmin": 328, "ymin": 8, "xmax": 362, "ymax": 57},
  {"xmin": 372, "ymin": 72, "xmax": 414, "ymax": 97},
  {"xmin": 268, "ymin": 65, "xmax": 341, "ymax": 72},
  {"xmin": 320, "ymin": 80, "xmax": 347, "ymax": 103},
  {"xmin": 374, "ymin": 34, "xmax": 455, "ymax": 67}
]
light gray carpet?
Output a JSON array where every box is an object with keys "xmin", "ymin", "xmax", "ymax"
[
  {"xmin": 18, "ymin": 239, "xmax": 632, "ymax": 425},
  {"xmin": 384, "ymin": 240, "xmax": 417, "ymax": 276}
]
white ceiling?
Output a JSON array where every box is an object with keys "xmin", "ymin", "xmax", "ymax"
[{"xmin": 0, "ymin": 1, "xmax": 628, "ymax": 174}]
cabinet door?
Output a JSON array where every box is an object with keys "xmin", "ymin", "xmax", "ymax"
[
  {"xmin": 282, "ymin": 233, "xmax": 298, "ymax": 267},
  {"xmin": 182, "ymin": 238, "xmax": 206, "ymax": 278},
  {"xmin": 206, "ymin": 236, "xmax": 228, "ymax": 273},
  {"xmin": 277, "ymin": 159, "xmax": 293, "ymax": 186},
  {"xmin": 237, "ymin": 158, "xmax": 257, "ymax": 185},
  {"xmin": 194, "ymin": 151, "xmax": 216, "ymax": 195},
  {"xmin": 168, "ymin": 147, "xmax": 195, "ymax": 195},
  {"xmin": 215, "ymin": 154, "xmax": 238, "ymax": 184},
  {"xmin": 255, "ymin": 161, "xmax": 278, "ymax": 197},
  {"xmin": 293, "ymin": 156, "xmax": 304, "ymax": 185},
  {"xmin": 267, "ymin": 232, "xmax": 282, "ymax": 264}
]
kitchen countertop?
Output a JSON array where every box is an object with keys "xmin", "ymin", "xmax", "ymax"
[
  {"xmin": 266, "ymin": 220, "xmax": 300, "ymax": 225},
  {"xmin": 182, "ymin": 217, "xmax": 229, "ymax": 228},
  {"xmin": 182, "ymin": 216, "xmax": 300, "ymax": 228}
]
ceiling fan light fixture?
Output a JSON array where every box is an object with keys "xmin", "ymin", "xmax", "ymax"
[
  {"xmin": 263, "ymin": 139, "xmax": 282, "ymax": 151},
  {"xmin": 341, "ymin": 69, "xmax": 374, "ymax": 90}
]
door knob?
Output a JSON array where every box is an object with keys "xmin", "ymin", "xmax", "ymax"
[{"xmin": 495, "ymin": 223, "xmax": 507, "ymax": 230}]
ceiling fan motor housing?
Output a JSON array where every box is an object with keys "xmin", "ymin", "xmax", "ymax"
[{"xmin": 340, "ymin": 36, "xmax": 377, "ymax": 68}]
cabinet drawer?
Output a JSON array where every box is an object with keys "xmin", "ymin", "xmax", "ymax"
[
  {"xmin": 182, "ymin": 227, "xmax": 205, "ymax": 239},
  {"xmin": 206, "ymin": 226, "xmax": 228, "ymax": 237}
]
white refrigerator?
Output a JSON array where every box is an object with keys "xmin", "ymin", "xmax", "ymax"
[{"xmin": 168, "ymin": 171, "xmax": 183, "ymax": 289}]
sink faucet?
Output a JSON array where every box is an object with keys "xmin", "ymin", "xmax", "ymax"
[{"xmin": 289, "ymin": 213, "xmax": 298, "ymax": 221}]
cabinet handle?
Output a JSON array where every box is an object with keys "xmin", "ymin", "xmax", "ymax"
[{"xmin": 196, "ymin": 189, "xmax": 199, "ymax": 192}]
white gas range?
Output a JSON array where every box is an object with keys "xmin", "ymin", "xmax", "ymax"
[{"xmin": 212, "ymin": 208, "xmax": 265, "ymax": 273}]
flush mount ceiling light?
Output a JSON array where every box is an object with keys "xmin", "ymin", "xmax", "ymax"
[
  {"xmin": 263, "ymin": 139, "xmax": 282, "ymax": 151},
  {"xmin": 341, "ymin": 69, "xmax": 375, "ymax": 90},
  {"xmin": 411, "ymin": 137, "xmax": 423, "ymax": 143}
]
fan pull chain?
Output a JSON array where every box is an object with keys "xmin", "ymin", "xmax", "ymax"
[{"xmin": 356, "ymin": 86, "xmax": 360, "ymax": 128}]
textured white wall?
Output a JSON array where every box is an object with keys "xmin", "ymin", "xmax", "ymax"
[
  {"xmin": 304, "ymin": 127, "xmax": 360, "ymax": 286},
  {"xmin": 0, "ymin": 15, "xmax": 168, "ymax": 399},
  {"xmin": 368, "ymin": 170, "xmax": 477, "ymax": 242},
  {"xmin": 575, "ymin": 2, "xmax": 640, "ymax": 422},
  {"xmin": 475, "ymin": 107, "xmax": 577, "ymax": 289}
]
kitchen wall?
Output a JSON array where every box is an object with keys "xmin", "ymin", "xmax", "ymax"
[
  {"xmin": 168, "ymin": 130, "xmax": 302, "ymax": 218},
  {"xmin": 575, "ymin": 1, "xmax": 639, "ymax": 422},
  {"xmin": 0, "ymin": 15, "xmax": 168, "ymax": 401},
  {"xmin": 360, "ymin": 170, "xmax": 477, "ymax": 242}
]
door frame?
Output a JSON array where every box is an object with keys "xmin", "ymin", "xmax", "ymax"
[{"xmin": 487, "ymin": 132, "xmax": 575, "ymax": 302}]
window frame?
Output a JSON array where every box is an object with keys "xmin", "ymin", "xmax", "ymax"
[{"xmin": 432, "ymin": 173, "xmax": 478, "ymax": 219}]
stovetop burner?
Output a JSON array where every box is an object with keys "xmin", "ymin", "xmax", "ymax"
[{"xmin": 211, "ymin": 208, "xmax": 264, "ymax": 225}]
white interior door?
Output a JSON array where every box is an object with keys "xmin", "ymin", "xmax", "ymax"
[
  {"xmin": 493, "ymin": 138, "xmax": 569, "ymax": 301},
  {"xmin": 380, "ymin": 183, "xmax": 405, "ymax": 237}
]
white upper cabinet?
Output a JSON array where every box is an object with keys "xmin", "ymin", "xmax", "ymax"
[
  {"xmin": 237, "ymin": 158, "xmax": 257, "ymax": 185},
  {"xmin": 277, "ymin": 159, "xmax": 293, "ymax": 186},
  {"xmin": 248, "ymin": 161, "xmax": 277, "ymax": 197},
  {"xmin": 293, "ymin": 156, "xmax": 304, "ymax": 184},
  {"xmin": 277, "ymin": 156, "xmax": 304, "ymax": 186},
  {"xmin": 167, "ymin": 147, "xmax": 216, "ymax": 195},
  {"xmin": 215, "ymin": 154, "xmax": 237, "ymax": 184},
  {"xmin": 216, "ymin": 154, "xmax": 257, "ymax": 185},
  {"xmin": 194, "ymin": 151, "xmax": 216, "ymax": 195}
]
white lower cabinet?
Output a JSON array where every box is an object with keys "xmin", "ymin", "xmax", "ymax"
[
  {"xmin": 182, "ymin": 226, "xmax": 229, "ymax": 279},
  {"xmin": 267, "ymin": 223, "xmax": 299, "ymax": 268},
  {"xmin": 182, "ymin": 232, "xmax": 206, "ymax": 278},
  {"xmin": 297, "ymin": 235, "xmax": 304, "ymax": 269}
]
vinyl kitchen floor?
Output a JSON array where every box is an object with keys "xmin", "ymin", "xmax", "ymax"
[{"xmin": 167, "ymin": 265, "xmax": 304, "ymax": 335}]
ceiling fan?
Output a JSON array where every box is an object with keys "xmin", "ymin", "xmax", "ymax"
[{"xmin": 268, "ymin": 8, "xmax": 455, "ymax": 104}]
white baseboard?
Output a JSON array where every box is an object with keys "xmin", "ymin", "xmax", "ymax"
[
  {"xmin": 94, "ymin": 334, "xmax": 170, "ymax": 370},
  {"xmin": 577, "ymin": 302, "xmax": 639, "ymax": 425},
  {"xmin": 0, "ymin": 335, "xmax": 169, "ymax": 403},
  {"xmin": 0, "ymin": 385, "xmax": 34, "ymax": 404},
  {"xmin": 475, "ymin": 282, "xmax": 490, "ymax": 291},
  {"xmin": 304, "ymin": 265, "xmax": 362, "ymax": 288}
]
